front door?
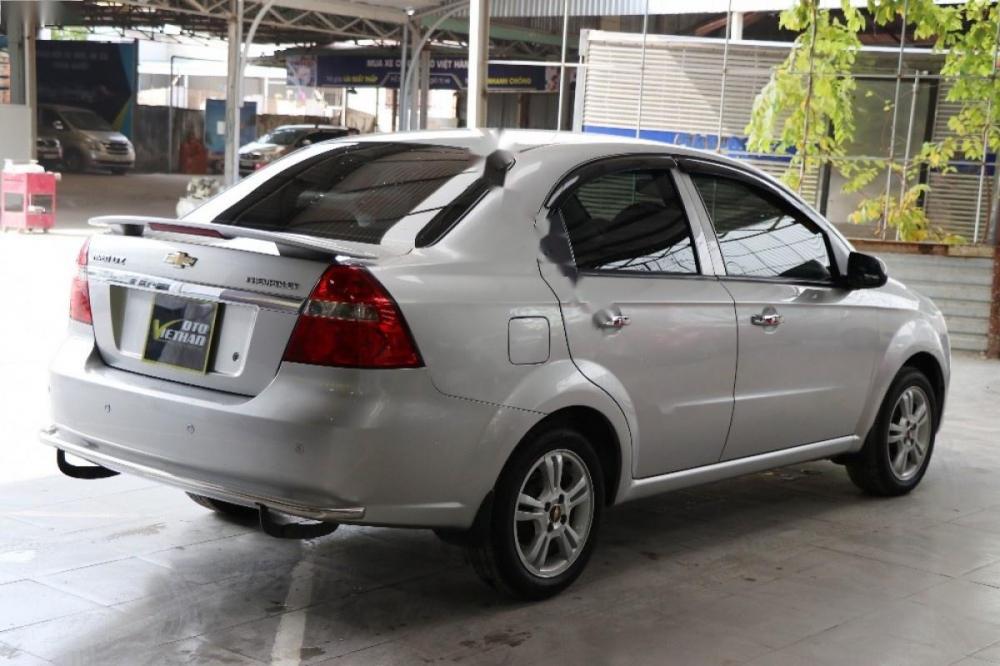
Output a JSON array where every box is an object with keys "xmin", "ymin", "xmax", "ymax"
[
  {"xmin": 685, "ymin": 169, "xmax": 880, "ymax": 460},
  {"xmin": 539, "ymin": 159, "xmax": 738, "ymax": 478}
]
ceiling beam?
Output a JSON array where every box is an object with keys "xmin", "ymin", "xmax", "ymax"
[
  {"xmin": 270, "ymin": 0, "xmax": 406, "ymax": 24},
  {"xmin": 423, "ymin": 16, "xmax": 577, "ymax": 49},
  {"xmin": 92, "ymin": 0, "xmax": 403, "ymax": 41},
  {"xmin": 691, "ymin": 11, "xmax": 762, "ymax": 37}
]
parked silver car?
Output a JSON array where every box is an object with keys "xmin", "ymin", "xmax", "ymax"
[
  {"xmin": 38, "ymin": 104, "xmax": 135, "ymax": 174},
  {"xmin": 35, "ymin": 136, "xmax": 63, "ymax": 169},
  {"xmin": 238, "ymin": 124, "xmax": 352, "ymax": 176},
  {"xmin": 43, "ymin": 130, "xmax": 949, "ymax": 599}
]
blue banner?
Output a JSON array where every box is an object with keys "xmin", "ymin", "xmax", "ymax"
[
  {"xmin": 36, "ymin": 40, "xmax": 138, "ymax": 137},
  {"xmin": 204, "ymin": 99, "xmax": 258, "ymax": 154},
  {"xmin": 307, "ymin": 54, "xmax": 556, "ymax": 91}
]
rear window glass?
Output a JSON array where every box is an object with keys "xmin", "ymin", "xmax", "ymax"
[{"xmin": 209, "ymin": 143, "xmax": 477, "ymax": 244}]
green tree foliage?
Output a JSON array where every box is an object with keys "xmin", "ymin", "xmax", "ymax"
[
  {"xmin": 746, "ymin": 0, "xmax": 865, "ymax": 193},
  {"xmin": 746, "ymin": 0, "xmax": 998, "ymax": 243}
]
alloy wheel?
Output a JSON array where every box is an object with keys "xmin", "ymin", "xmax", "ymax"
[
  {"xmin": 887, "ymin": 385, "xmax": 931, "ymax": 482},
  {"xmin": 513, "ymin": 448, "xmax": 594, "ymax": 578}
]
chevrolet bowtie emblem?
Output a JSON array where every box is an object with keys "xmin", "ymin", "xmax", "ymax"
[{"xmin": 163, "ymin": 251, "xmax": 198, "ymax": 269}]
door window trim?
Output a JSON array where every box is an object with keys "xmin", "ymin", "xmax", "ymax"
[
  {"xmin": 678, "ymin": 159, "xmax": 844, "ymax": 287},
  {"xmin": 545, "ymin": 156, "xmax": 713, "ymax": 279}
]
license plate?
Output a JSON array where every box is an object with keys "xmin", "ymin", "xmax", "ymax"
[{"xmin": 142, "ymin": 294, "xmax": 219, "ymax": 373}]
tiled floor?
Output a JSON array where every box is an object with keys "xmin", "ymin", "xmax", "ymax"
[{"xmin": 2, "ymin": 353, "xmax": 999, "ymax": 665}]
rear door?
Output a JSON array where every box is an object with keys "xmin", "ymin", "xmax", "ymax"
[
  {"xmin": 681, "ymin": 163, "xmax": 879, "ymax": 460},
  {"xmin": 539, "ymin": 157, "xmax": 738, "ymax": 478}
]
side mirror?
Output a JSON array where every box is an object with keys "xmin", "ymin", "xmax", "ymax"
[
  {"xmin": 846, "ymin": 252, "xmax": 888, "ymax": 289},
  {"xmin": 298, "ymin": 138, "xmax": 312, "ymax": 147}
]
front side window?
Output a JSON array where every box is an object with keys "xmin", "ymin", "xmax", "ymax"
[
  {"xmin": 691, "ymin": 174, "xmax": 834, "ymax": 282},
  {"xmin": 555, "ymin": 168, "xmax": 699, "ymax": 275},
  {"xmin": 198, "ymin": 142, "xmax": 478, "ymax": 244}
]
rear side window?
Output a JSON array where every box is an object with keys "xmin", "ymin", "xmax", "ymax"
[
  {"xmin": 555, "ymin": 168, "xmax": 699, "ymax": 274},
  {"xmin": 691, "ymin": 174, "xmax": 834, "ymax": 282},
  {"xmin": 211, "ymin": 143, "xmax": 476, "ymax": 244}
]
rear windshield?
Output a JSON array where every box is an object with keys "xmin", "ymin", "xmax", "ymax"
[{"xmin": 207, "ymin": 142, "xmax": 478, "ymax": 244}]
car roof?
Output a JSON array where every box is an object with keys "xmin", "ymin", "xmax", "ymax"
[
  {"xmin": 271, "ymin": 124, "xmax": 348, "ymax": 131},
  {"xmin": 348, "ymin": 128, "xmax": 753, "ymax": 171}
]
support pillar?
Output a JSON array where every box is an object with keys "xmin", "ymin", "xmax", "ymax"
[
  {"xmin": 987, "ymin": 243, "xmax": 1000, "ymax": 358},
  {"xmin": 23, "ymin": 8, "xmax": 38, "ymax": 157},
  {"xmin": 223, "ymin": 0, "xmax": 244, "ymax": 186},
  {"xmin": 466, "ymin": 0, "xmax": 489, "ymax": 128},
  {"xmin": 418, "ymin": 51, "xmax": 430, "ymax": 130},
  {"xmin": 7, "ymin": 3, "xmax": 37, "ymax": 158},
  {"xmin": 730, "ymin": 12, "xmax": 745, "ymax": 40},
  {"xmin": 397, "ymin": 21, "xmax": 409, "ymax": 131}
]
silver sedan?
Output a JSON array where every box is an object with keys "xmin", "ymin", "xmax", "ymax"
[{"xmin": 43, "ymin": 130, "xmax": 949, "ymax": 599}]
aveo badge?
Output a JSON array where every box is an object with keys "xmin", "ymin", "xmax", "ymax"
[{"xmin": 142, "ymin": 294, "xmax": 218, "ymax": 373}]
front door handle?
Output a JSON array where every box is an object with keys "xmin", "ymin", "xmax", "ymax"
[
  {"xmin": 596, "ymin": 312, "xmax": 631, "ymax": 329},
  {"xmin": 751, "ymin": 309, "xmax": 783, "ymax": 327}
]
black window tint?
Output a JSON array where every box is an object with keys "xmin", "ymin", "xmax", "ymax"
[
  {"xmin": 557, "ymin": 169, "xmax": 698, "ymax": 274},
  {"xmin": 691, "ymin": 174, "xmax": 833, "ymax": 282},
  {"xmin": 40, "ymin": 109, "xmax": 59, "ymax": 128},
  {"xmin": 212, "ymin": 143, "xmax": 476, "ymax": 244},
  {"xmin": 306, "ymin": 130, "xmax": 349, "ymax": 142}
]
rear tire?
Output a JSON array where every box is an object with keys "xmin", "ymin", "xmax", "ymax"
[
  {"xmin": 466, "ymin": 426, "xmax": 604, "ymax": 600},
  {"xmin": 187, "ymin": 493, "xmax": 259, "ymax": 523},
  {"xmin": 846, "ymin": 367, "xmax": 937, "ymax": 497}
]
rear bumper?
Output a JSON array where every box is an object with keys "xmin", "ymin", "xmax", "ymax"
[
  {"xmin": 45, "ymin": 327, "xmax": 518, "ymax": 528},
  {"xmin": 41, "ymin": 425, "xmax": 365, "ymax": 522}
]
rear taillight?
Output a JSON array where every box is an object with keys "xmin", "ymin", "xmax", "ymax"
[
  {"xmin": 69, "ymin": 239, "xmax": 93, "ymax": 325},
  {"xmin": 282, "ymin": 265, "xmax": 422, "ymax": 369}
]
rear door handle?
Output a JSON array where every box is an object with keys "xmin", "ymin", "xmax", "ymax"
[{"xmin": 751, "ymin": 310, "xmax": 783, "ymax": 327}]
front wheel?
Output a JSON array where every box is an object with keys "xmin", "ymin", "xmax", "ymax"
[
  {"xmin": 466, "ymin": 426, "xmax": 604, "ymax": 600},
  {"xmin": 63, "ymin": 149, "xmax": 85, "ymax": 173},
  {"xmin": 846, "ymin": 367, "xmax": 937, "ymax": 496}
]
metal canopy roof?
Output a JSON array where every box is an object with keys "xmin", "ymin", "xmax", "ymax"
[
  {"xmin": 68, "ymin": 0, "xmax": 419, "ymax": 43},
  {"xmin": 62, "ymin": 0, "xmax": 588, "ymax": 56}
]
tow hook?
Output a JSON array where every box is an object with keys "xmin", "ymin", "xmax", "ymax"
[{"xmin": 56, "ymin": 449, "xmax": 120, "ymax": 479}]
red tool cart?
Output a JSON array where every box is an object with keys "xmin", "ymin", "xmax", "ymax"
[{"xmin": 1, "ymin": 169, "xmax": 58, "ymax": 233}]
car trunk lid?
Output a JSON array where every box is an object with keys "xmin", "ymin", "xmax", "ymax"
[{"xmin": 84, "ymin": 220, "xmax": 359, "ymax": 396}]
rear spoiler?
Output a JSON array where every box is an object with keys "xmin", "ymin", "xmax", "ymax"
[{"xmin": 90, "ymin": 215, "xmax": 384, "ymax": 260}]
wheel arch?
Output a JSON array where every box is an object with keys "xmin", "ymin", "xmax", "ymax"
[
  {"xmin": 856, "ymin": 314, "xmax": 949, "ymax": 447},
  {"xmin": 902, "ymin": 351, "xmax": 946, "ymax": 429},
  {"xmin": 515, "ymin": 406, "xmax": 623, "ymax": 506}
]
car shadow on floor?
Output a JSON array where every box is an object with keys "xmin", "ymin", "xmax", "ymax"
[{"xmin": 16, "ymin": 459, "xmax": 938, "ymax": 665}]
